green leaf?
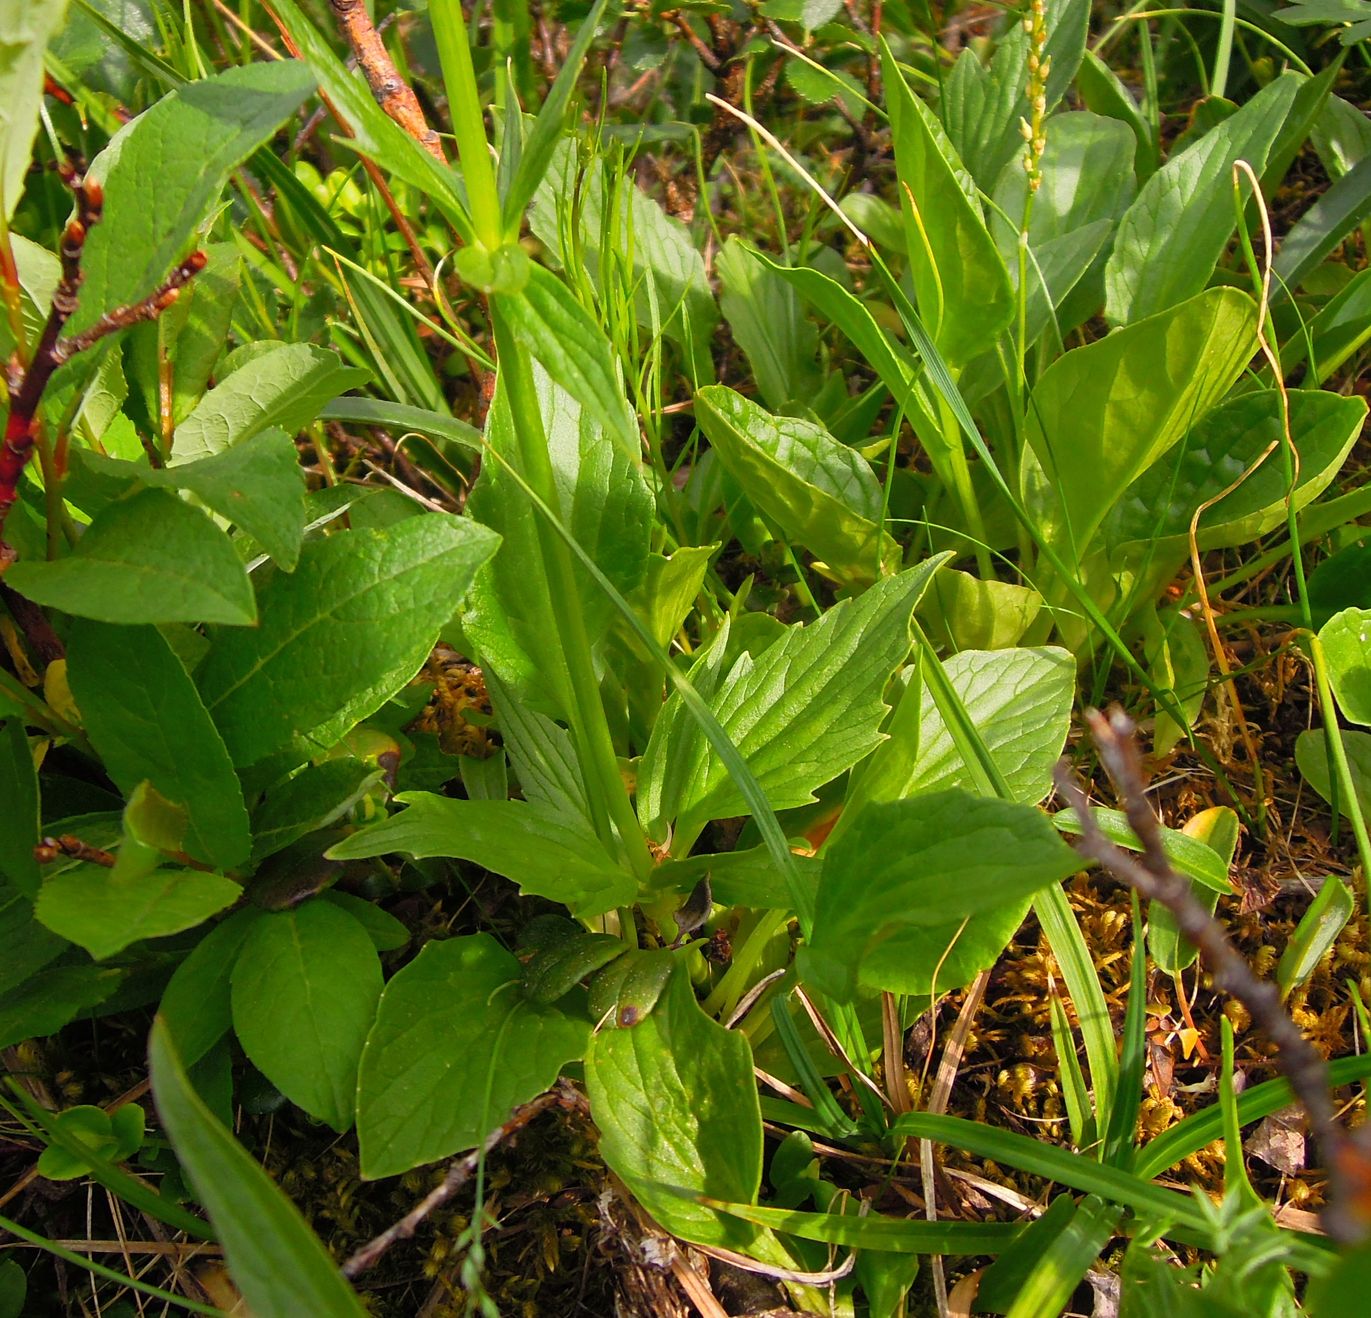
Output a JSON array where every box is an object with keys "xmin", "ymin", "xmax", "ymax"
[
  {"xmin": 159, "ymin": 909, "xmax": 264, "ymax": 1068},
  {"xmin": 196, "ymin": 513, "xmax": 499, "ymax": 766},
  {"xmin": 172, "ymin": 344, "xmax": 367, "ymax": 465},
  {"xmin": 464, "ymin": 361, "xmax": 652, "ymax": 695},
  {"xmin": 1319, "ymin": 607, "xmax": 1371, "ymax": 725},
  {"xmin": 264, "ymin": 0, "xmax": 472, "ymax": 241},
  {"xmin": 0, "ymin": 965, "xmax": 120, "ymax": 1049},
  {"xmin": 67, "ymin": 621, "xmax": 251, "ymax": 870},
  {"xmin": 696, "ymin": 385, "xmax": 892, "ymax": 585},
  {"xmin": 715, "ymin": 239, "xmax": 821, "ymax": 411},
  {"xmin": 0, "ymin": 718, "xmax": 41, "ymax": 899},
  {"xmin": 36, "ymin": 851, "xmax": 239, "ymax": 961},
  {"xmin": 318, "ymin": 398, "xmax": 480, "ymax": 453},
  {"xmin": 1104, "ymin": 74, "xmax": 1302, "ymax": 323},
  {"xmin": 70, "ymin": 427, "xmax": 308, "ymax": 570},
  {"xmin": 1108, "ymin": 390, "xmax": 1366, "ymax": 558},
  {"xmin": 6, "ymin": 487, "xmax": 256, "ymax": 625},
  {"xmin": 1274, "ymin": 154, "xmax": 1371, "ymax": 293},
  {"xmin": 327, "ymin": 793, "xmax": 634, "ymax": 919},
  {"xmin": 1053, "ymin": 805, "xmax": 1234, "ymax": 895},
  {"xmin": 0, "ymin": 889, "xmax": 66, "ymax": 996},
  {"xmin": 356, "ymin": 933, "xmax": 588, "ymax": 1179},
  {"xmin": 496, "ymin": 265, "xmax": 641, "ymax": 462},
  {"xmin": 1025, "ymin": 286, "xmax": 1257, "ymax": 563},
  {"xmin": 250, "ymin": 759, "xmax": 383, "ymax": 862},
  {"xmin": 639, "ymin": 560, "xmax": 947, "ymax": 841},
  {"xmin": 939, "ymin": 0, "xmax": 1090, "ymax": 188},
  {"xmin": 1297, "ymin": 727, "xmax": 1371, "ymax": 821},
  {"xmin": 1277, "ymin": 875, "xmax": 1354, "ymax": 998},
  {"xmin": 803, "ymin": 790, "xmax": 1082, "ymax": 998},
  {"xmin": 883, "ymin": 43, "xmax": 1013, "ymax": 364},
  {"xmin": 0, "ymin": 0, "xmax": 69, "ymax": 221},
  {"xmin": 148, "ymin": 1019, "xmax": 368, "ymax": 1317},
  {"xmin": 585, "ymin": 962, "xmax": 762, "ymax": 1248},
  {"xmin": 70, "ymin": 61, "xmax": 316, "ymax": 335},
  {"xmin": 892, "ymin": 647, "xmax": 1075, "ymax": 806},
  {"xmin": 1150, "ymin": 806, "xmax": 1238, "ymax": 973},
  {"xmin": 230, "ymin": 900, "xmax": 382, "ymax": 1131}
]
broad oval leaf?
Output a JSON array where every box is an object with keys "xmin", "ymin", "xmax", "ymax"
[
  {"xmin": 71, "ymin": 61, "xmax": 317, "ymax": 335},
  {"xmin": 1024, "ymin": 286, "xmax": 1257, "ymax": 561},
  {"xmin": 1320, "ymin": 607, "xmax": 1371, "ymax": 726},
  {"xmin": 585, "ymin": 962, "xmax": 763, "ymax": 1248},
  {"xmin": 1296, "ymin": 727, "xmax": 1371, "ymax": 823},
  {"xmin": 148, "ymin": 1019, "xmax": 368, "ymax": 1317},
  {"xmin": 196, "ymin": 513, "xmax": 499, "ymax": 766},
  {"xmin": 901, "ymin": 647, "xmax": 1075, "ymax": 805},
  {"xmin": 7, "ymin": 487, "xmax": 256, "ymax": 626},
  {"xmin": 803, "ymin": 790, "xmax": 1082, "ymax": 998},
  {"xmin": 356, "ymin": 933, "xmax": 588, "ymax": 1179},
  {"xmin": 36, "ymin": 863, "xmax": 240, "ymax": 961},
  {"xmin": 67, "ymin": 621, "xmax": 251, "ymax": 870},
  {"xmin": 696, "ymin": 385, "xmax": 892, "ymax": 585},
  {"xmin": 230, "ymin": 899, "xmax": 383, "ymax": 1132},
  {"xmin": 1108, "ymin": 389, "xmax": 1366, "ymax": 556}
]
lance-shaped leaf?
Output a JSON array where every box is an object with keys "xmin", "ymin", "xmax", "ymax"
[
  {"xmin": 0, "ymin": 0, "xmax": 69, "ymax": 221},
  {"xmin": 638, "ymin": 559, "xmax": 947, "ymax": 840},
  {"xmin": 67, "ymin": 620, "xmax": 251, "ymax": 870}
]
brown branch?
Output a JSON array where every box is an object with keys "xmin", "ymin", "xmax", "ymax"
[
  {"xmin": 329, "ymin": 0, "xmax": 445, "ymax": 163},
  {"xmin": 1054, "ymin": 707, "xmax": 1363, "ymax": 1243},
  {"xmin": 34, "ymin": 834, "xmax": 116, "ymax": 867},
  {"xmin": 0, "ymin": 166, "xmax": 205, "ymax": 554},
  {"xmin": 340, "ymin": 1083, "xmax": 583, "ymax": 1280}
]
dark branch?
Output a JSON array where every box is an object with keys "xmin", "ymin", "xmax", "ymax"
[{"xmin": 1054, "ymin": 707, "xmax": 1363, "ymax": 1243}]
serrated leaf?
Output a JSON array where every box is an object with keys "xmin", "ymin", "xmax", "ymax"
[
  {"xmin": 230, "ymin": 900, "xmax": 382, "ymax": 1131},
  {"xmin": 70, "ymin": 61, "xmax": 316, "ymax": 335},
  {"xmin": 639, "ymin": 559, "xmax": 948, "ymax": 841},
  {"xmin": 196, "ymin": 514, "xmax": 499, "ymax": 766},
  {"xmin": 148, "ymin": 1019, "xmax": 368, "ymax": 1317},
  {"xmin": 67, "ymin": 621, "xmax": 251, "ymax": 870},
  {"xmin": 172, "ymin": 344, "xmax": 367, "ymax": 465},
  {"xmin": 803, "ymin": 790, "xmax": 1081, "ymax": 998},
  {"xmin": 356, "ymin": 933, "xmax": 588, "ymax": 1179},
  {"xmin": 327, "ymin": 794, "xmax": 635, "ymax": 918},
  {"xmin": 6, "ymin": 487, "xmax": 256, "ymax": 625},
  {"xmin": 585, "ymin": 962, "xmax": 762, "ymax": 1248}
]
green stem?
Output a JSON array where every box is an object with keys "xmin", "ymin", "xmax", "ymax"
[{"xmin": 430, "ymin": 0, "xmax": 504, "ymax": 249}]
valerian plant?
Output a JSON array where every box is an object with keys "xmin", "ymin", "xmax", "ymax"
[{"xmin": 1, "ymin": 2, "xmax": 1370, "ymax": 1315}]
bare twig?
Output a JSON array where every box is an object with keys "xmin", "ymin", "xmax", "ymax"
[
  {"xmin": 341, "ymin": 1083, "xmax": 581, "ymax": 1279},
  {"xmin": 329, "ymin": 0, "xmax": 445, "ymax": 162},
  {"xmin": 1054, "ymin": 707, "xmax": 1362, "ymax": 1243}
]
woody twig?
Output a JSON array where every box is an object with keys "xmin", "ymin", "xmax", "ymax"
[
  {"xmin": 329, "ymin": 0, "xmax": 445, "ymax": 163},
  {"xmin": 1054, "ymin": 707, "xmax": 1363, "ymax": 1243},
  {"xmin": 1, "ymin": 164, "xmax": 206, "ymax": 557}
]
